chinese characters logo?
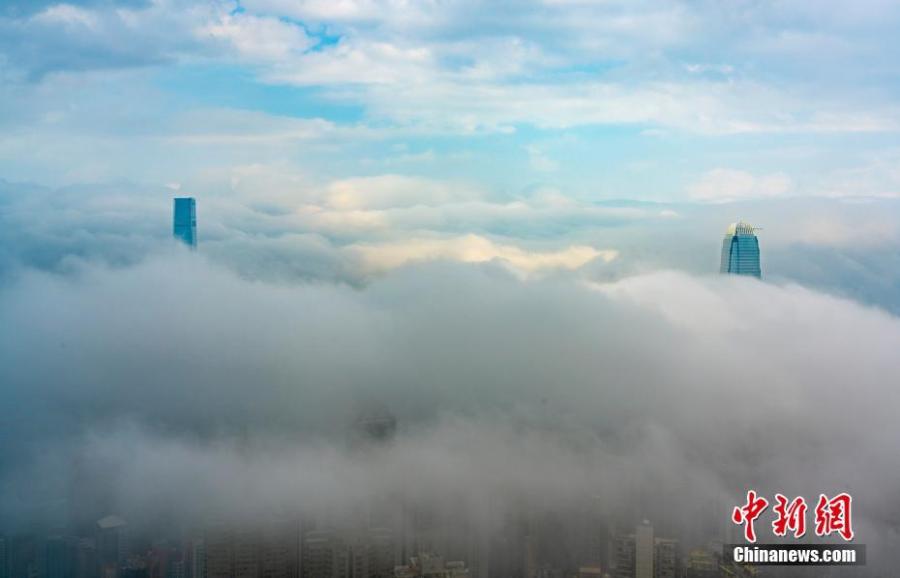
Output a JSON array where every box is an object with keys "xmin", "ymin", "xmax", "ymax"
[{"xmin": 732, "ymin": 491, "xmax": 854, "ymax": 543}]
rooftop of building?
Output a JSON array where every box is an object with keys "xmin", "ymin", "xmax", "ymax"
[{"xmin": 726, "ymin": 220, "xmax": 759, "ymax": 236}]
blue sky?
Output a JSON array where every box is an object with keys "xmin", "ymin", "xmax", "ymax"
[
  {"xmin": 2, "ymin": 0, "xmax": 900, "ymax": 306},
  {"xmin": 1, "ymin": 0, "xmax": 899, "ymax": 197}
]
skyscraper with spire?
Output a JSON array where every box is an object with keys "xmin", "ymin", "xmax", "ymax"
[{"xmin": 720, "ymin": 220, "xmax": 760, "ymax": 278}]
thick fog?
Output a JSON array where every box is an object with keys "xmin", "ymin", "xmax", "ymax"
[
  {"xmin": 2, "ymin": 244, "xmax": 899, "ymax": 571},
  {"xmin": 1, "ymin": 176, "xmax": 899, "ymax": 577}
]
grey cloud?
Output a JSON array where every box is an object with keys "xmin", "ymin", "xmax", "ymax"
[{"xmin": 1, "ymin": 254, "xmax": 899, "ymax": 574}]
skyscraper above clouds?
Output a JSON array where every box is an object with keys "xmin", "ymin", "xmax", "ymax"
[
  {"xmin": 173, "ymin": 197, "xmax": 197, "ymax": 248},
  {"xmin": 720, "ymin": 221, "xmax": 761, "ymax": 278}
]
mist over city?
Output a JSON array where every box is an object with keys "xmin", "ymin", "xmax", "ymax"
[{"xmin": 1, "ymin": 1, "xmax": 900, "ymax": 578}]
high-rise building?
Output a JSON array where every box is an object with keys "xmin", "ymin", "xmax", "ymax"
[
  {"xmin": 0, "ymin": 534, "xmax": 8, "ymax": 578},
  {"xmin": 364, "ymin": 528, "xmax": 395, "ymax": 578},
  {"xmin": 75, "ymin": 537, "xmax": 98, "ymax": 578},
  {"xmin": 720, "ymin": 221, "xmax": 761, "ymax": 278},
  {"xmin": 393, "ymin": 553, "xmax": 469, "ymax": 577},
  {"xmin": 260, "ymin": 522, "xmax": 295, "ymax": 578},
  {"xmin": 233, "ymin": 530, "xmax": 260, "ymax": 578},
  {"xmin": 611, "ymin": 532, "xmax": 635, "ymax": 578},
  {"xmin": 10, "ymin": 535, "xmax": 38, "ymax": 578},
  {"xmin": 302, "ymin": 530, "xmax": 349, "ymax": 578},
  {"xmin": 576, "ymin": 496, "xmax": 610, "ymax": 572},
  {"xmin": 191, "ymin": 541, "xmax": 207, "ymax": 578},
  {"xmin": 46, "ymin": 534, "xmax": 76, "ymax": 578},
  {"xmin": 634, "ymin": 522, "xmax": 653, "ymax": 578},
  {"xmin": 96, "ymin": 515, "xmax": 128, "ymax": 575},
  {"xmin": 611, "ymin": 523, "xmax": 679, "ymax": 578},
  {"xmin": 684, "ymin": 548, "xmax": 717, "ymax": 578},
  {"xmin": 170, "ymin": 558, "xmax": 187, "ymax": 578},
  {"xmin": 300, "ymin": 526, "xmax": 394, "ymax": 578},
  {"xmin": 652, "ymin": 539, "xmax": 677, "ymax": 578},
  {"xmin": 205, "ymin": 527, "xmax": 234, "ymax": 578},
  {"xmin": 173, "ymin": 197, "xmax": 197, "ymax": 248},
  {"xmin": 201, "ymin": 520, "xmax": 299, "ymax": 578}
]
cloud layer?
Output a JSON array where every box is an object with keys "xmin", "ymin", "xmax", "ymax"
[{"xmin": 1, "ymin": 254, "xmax": 899, "ymax": 573}]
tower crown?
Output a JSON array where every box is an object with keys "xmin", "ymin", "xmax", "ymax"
[{"xmin": 726, "ymin": 220, "xmax": 758, "ymax": 236}]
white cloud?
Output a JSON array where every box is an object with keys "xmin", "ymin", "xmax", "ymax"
[
  {"xmin": 166, "ymin": 109, "xmax": 346, "ymax": 145},
  {"xmin": 525, "ymin": 144, "xmax": 559, "ymax": 172},
  {"xmin": 688, "ymin": 168, "xmax": 793, "ymax": 203},
  {"xmin": 782, "ymin": 215, "xmax": 900, "ymax": 247},
  {"xmin": 4, "ymin": 0, "xmax": 900, "ymax": 140},
  {"xmin": 4, "ymin": 259, "xmax": 900, "ymax": 571},
  {"xmin": 684, "ymin": 62, "xmax": 734, "ymax": 75},
  {"xmin": 348, "ymin": 76, "xmax": 900, "ymax": 135},
  {"xmin": 220, "ymin": 2, "xmax": 900, "ymax": 135},
  {"xmin": 265, "ymin": 39, "xmax": 436, "ymax": 87},
  {"xmin": 197, "ymin": 12, "xmax": 313, "ymax": 61},
  {"xmin": 349, "ymin": 234, "xmax": 615, "ymax": 274},
  {"xmin": 244, "ymin": 0, "xmax": 435, "ymax": 24},
  {"xmin": 33, "ymin": 4, "xmax": 99, "ymax": 29},
  {"xmin": 324, "ymin": 174, "xmax": 483, "ymax": 210},
  {"xmin": 814, "ymin": 149, "xmax": 900, "ymax": 199}
]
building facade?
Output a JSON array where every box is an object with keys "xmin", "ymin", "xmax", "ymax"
[
  {"xmin": 173, "ymin": 197, "xmax": 197, "ymax": 248},
  {"xmin": 612, "ymin": 523, "xmax": 679, "ymax": 578},
  {"xmin": 0, "ymin": 535, "xmax": 7, "ymax": 578},
  {"xmin": 720, "ymin": 221, "xmax": 761, "ymax": 278},
  {"xmin": 393, "ymin": 553, "xmax": 469, "ymax": 578}
]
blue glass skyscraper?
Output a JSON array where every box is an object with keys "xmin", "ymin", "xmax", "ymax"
[
  {"xmin": 720, "ymin": 220, "xmax": 761, "ymax": 278},
  {"xmin": 173, "ymin": 197, "xmax": 197, "ymax": 248}
]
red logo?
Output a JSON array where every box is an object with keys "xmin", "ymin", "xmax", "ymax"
[
  {"xmin": 732, "ymin": 491, "xmax": 854, "ymax": 542},
  {"xmin": 815, "ymin": 493, "xmax": 854, "ymax": 541},
  {"xmin": 772, "ymin": 494, "xmax": 807, "ymax": 538},
  {"xmin": 732, "ymin": 490, "xmax": 769, "ymax": 543}
]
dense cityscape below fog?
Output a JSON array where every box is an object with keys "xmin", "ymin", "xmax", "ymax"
[{"xmin": 0, "ymin": 405, "xmax": 752, "ymax": 578}]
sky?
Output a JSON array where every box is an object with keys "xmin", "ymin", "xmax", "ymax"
[
  {"xmin": 2, "ymin": 0, "xmax": 900, "ymax": 306},
  {"xmin": 1, "ymin": 0, "xmax": 900, "ymax": 196},
  {"xmin": 1, "ymin": 1, "xmax": 900, "ymax": 575}
]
